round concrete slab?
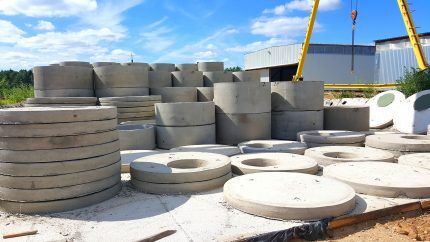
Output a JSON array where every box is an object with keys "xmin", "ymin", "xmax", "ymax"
[
  {"xmin": 170, "ymin": 144, "xmax": 240, "ymax": 156},
  {"xmin": 130, "ymin": 152, "xmax": 231, "ymax": 183},
  {"xmin": 99, "ymin": 96, "xmax": 161, "ymax": 102},
  {"xmin": 0, "ymin": 161, "xmax": 120, "ymax": 189},
  {"xmin": 365, "ymin": 134, "xmax": 430, "ymax": 152},
  {"xmin": 223, "ymin": 172, "xmax": 356, "ymax": 220},
  {"xmin": 117, "ymin": 112, "xmax": 154, "ymax": 119},
  {"xmin": 398, "ymin": 153, "xmax": 430, "ymax": 170},
  {"xmin": 305, "ymin": 142, "xmax": 363, "ymax": 148},
  {"xmin": 26, "ymin": 97, "xmax": 97, "ymax": 104},
  {"xmin": 231, "ymin": 153, "xmax": 318, "ymax": 175},
  {"xmin": 132, "ymin": 172, "xmax": 231, "ymax": 194},
  {"xmin": 0, "ymin": 174, "xmax": 120, "ymax": 202},
  {"xmin": 238, "ymin": 140, "xmax": 307, "ymax": 154},
  {"xmin": 156, "ymin": 124, "xmax": 216, "ymax": 149},
  {"xmin": 117, "ymin": 106, "xmax": 154, "ymax": 113},
  {"xmin": 394, "ymin": 89, "xmax": 430, "ymax": 134},
  {"xmin": 100, "ymin": 101, "xmax": 159, "ymax": 108},
  {"xmin": 0, "ymin": 107, "xmax": 116, "ymax": 124},
  {"xmin": 305, "ymin": 146, "xmax": 395, "ymax": 166},
  {"xmin": 155, "ymin": 102, "xmax": 214, "ymax": 126},
  {"xmin": 121, "ymin": 150, "xmax": 162, "ymax": 173},
  {"xmin": 367, "ymin": 90, "xmax": 405, "ymax": 128},
  {"xmin": 0, "ymin": 151, "xmax": 120, "ymax": 176},
  {"xmin": 323, "ymin": 162, "xmax": 430, "ymax": 198},
  {"xmin": 297, "ymin": 130, "xmax": 366, "ymax": 144},
  {"xmin": 171, "ymin": 71, "xmax": 203, "ymax": 87},
  {"xmin": 0, "ymin": 182, "xmax": 121, "ymax": 214},
  {"xmin": 118, "ymin": 124, "xmax": 155, "ymax": 150}
]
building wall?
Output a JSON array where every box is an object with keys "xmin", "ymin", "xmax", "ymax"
[
  {"xmin": 259, "ymin": 69, "xmax": 270, "ymax": 82},
  {"xmin": 244, "ymin": 44, "xmax": 302, "ymax": 70}
]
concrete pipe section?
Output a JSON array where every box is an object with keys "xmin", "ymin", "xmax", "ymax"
[
  {"xmin": 170, "ymin": 144, "xmax": 240, "ymax": 156},
  {"xmin": 271, "ymin": 110, "xmax": 323, "ymax": 141},
  {"xmin": 120, "ymin": 150, "xmax": 162, "ymax": 173},
  {"xmin": 324, "ymin": 106, "xmax": 370, "ymax": 131},
  {"xmin": 398, "ymin": 153, "xmax": 430, "ymax": 170},
  {"xmin": 304, "ymin": 146, "xmax": 395, "ymax": 166},
  {"xmin": 365, "ymin": 133, "xmax": 430, "ymax": 156},
  {"xmin": 203, "ymin": 71, "xmax": 232, "ymax": 87},
  {"xmin": 238, "ymin": 140, "xmax": 307, "ymax": 154},
  {"xmin": 34, "ymin": 89, "xmax": 95, "ymax": 97},
  {"xmin": 148, "ymin": 71, "xmax": 172, "ymax": 88},
  {"xmin": 99, "ymin": 96, "xmax": 161, "ymax": 123},
  {"xmin": 171, "ymin": 71, "xmax": 203, "ymax": 87},
  {"xmin": 95, "ymin": 87, "xmax": 149, "ymax": 97},
  {"xmin": 118, "ymin": 124, "xmax": 155, "ymax": 151},
  {"xmin": 149, "ymin": 63, "xmax": 175, "ymax": 72},
  {"xmin": 130, "ymin": 152, "xmax": 231, "ymax": 194},
  {"xmin": 231, "ymin": 153, "xmax": 318, "ymax": 175},
  {"xmin": 367, "ymin": 90, "xmax": 405, "ymax": 129},
  {"xmin": 232, "ymin": 70, "xmax": 260, "ymax": 82},
  {"xmin": 0, "ymin": 106, "xmax": 121, "ymax": 214},
  {"xmin": 197, "ymin": 62, "xmax": 224, "ymax": 72},
  {"xmin": 297, "ymin": 130, "xmax": 366, "ymax": 148},
  {"xmin": 223, "ymin": 172, "xmax": 356, "ymax": 220},
  {"xmin": 92, "ymin": 62, "xmax": 120, "ymax": 68},
  {"xmin": 394, "ymin": 89, "xmax": 430, "ymax": 134},
  {"xmin": 121, "ymin": 62, "xmax": 150, "ymax": 70},
  {"xmin": 59, "ymin": 61, "xmax": 92, "ymax": 67},
  {"xmin": 197, "ymin": 87, "xmax": 214, "ymax": 101},
  {"xmin": 24, "ymin": 97, "xmax": 97, "ymax": 107},
  {"xmin": 175, "ymin": 63, "xmax": 198, "ymax": 71},
  {"xmin": 150, "ymin": 87, "xmax": 197, "ymax": 103},
  {"xmin": 323, "ymin": 162, "xmax": 430, "ymax": 198}
]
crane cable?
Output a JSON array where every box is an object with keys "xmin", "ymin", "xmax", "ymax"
[{"xmin": 351, "ymin": 0, "xmax": 358, "ymax": 74}]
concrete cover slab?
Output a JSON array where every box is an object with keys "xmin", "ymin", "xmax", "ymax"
[
  {"xmin": 121, "ymin": 150, "xmax": 162, "ymax": 173},
  {"xmin": 368, "ymin": 91, "xmax": 405, "ymax": 128},
  {"xmin": 238, "ymin": 140, "xmax": 307, "ymax": 154},
  {"xmin": 304, "ymin": 146, "xmax": 395, "ymax": 166},
  {"xmin": 99, "ymin": 96, "xmax": 161, "ymax": 102},
  {"xmin": 118, "ymin": 124, "xmax": 155, "ymax": 151},
  {"xmin": 323, "ymin": 162, "xmax": 430, "ymax": 198},
  {"xmin": 26, "ymin": 97, "xmax": 97, "ymax": 104},
  {"xmin": 156, "ymin": 124, "xmax": 215, "ymax": 149},
  {"xmin": 365, "ymin": 133, "xmax": 430, "ymax": 152},
  {"xmin": 394, "ymin": 89, "xmax": 430, "ymax": 134},
  {"xmin": 130, "ymin": 152, "xmax": 231, "ymax": 183},
  {"xmin": 397, "ymin": 153, "xmax": 430, "ymax": 170},
  {"xmin": 117, "ymin": 106, "xmax": 154, "ymax": 113},
  {"xmin": 271, "ymin": 81, "xmax": 324, "ymax": 111},
  {"xmin": 100, "ymin": 100, "xmax": 159, "ymax": 108},
  {"xmin": 170, "ymin": 144, "xmax": 240, "ymax": 156},
  {"xmin": 223, "ymin": 172, "xmax": 356, "ymax": 220},
  {"xmin": 305, "ymin": 142, "xmax": 363, "ymax": 148},
  {"xmin": 297, "ymin": 130, "xmax": 366, "ymax": 144},
  {"xmin": 231, "ymin": 153, "xmax": 318, "ymax": 175},
  {"xmin": 155, "ymin": 102, "xmax": 214, "ymax": 126}
]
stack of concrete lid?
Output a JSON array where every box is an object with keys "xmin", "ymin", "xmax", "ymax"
[
  {"xmin": 324, "ymin": 162, "xmax": 430, "ymax": 198},
  {"xmin": 99, "ymin": 96, "xmax": 161, "ymax": 123},
  {"xmin": 118, "ymin": 124, "xmax": 155, "ymax": 151},
  {"xmin": 368, "ymin": 90, "xmax": 405, "ymax": 129},
  {"xmin": 199, "ymin": 62, "xmax": 228, "ymax": 102},
  {"xmin": 120, "ymin": 150, "xmax": 161, "ymax": 173},
  {"xmin": 148, "ymin": 63, "xmax": 173, "ymax": 96},
  {"xmin": 271, "ymin": 81, "xmax": 324, "ymax": 140},
  {"xmin": 398, "ymin": 153, "xmax": 430, "ymax": 170},
  {"xmin": 170, "ymin": 144, "xmax": 240, "ymax": 156},
  {"xmin": 297, "ymin": 130, "xmax": 366, "ymax": 147},
  {"xmin": 0, "ymin": 106, "xmax": 121, "ymax": 214},
  {"xmin": 238, "ymin": 140, "xmax": 307, "ymax": 154},
  {"xmin": 130, "ymin": 152, "xmax": 231, "ymax": 194},
  {"xmin": 305, "ymin": 146, "xmax": 395, "ymax": 166},
  {"xmin": 366, "ymin": 133, "xmax": 430, "ymax": 157},
  {"xmin": 324, "ymin": 106, "xmax": 370, "ymax": 131},
  {"xmin": 33, "ymin": 62, "xmax": 94, "ymax": 97},
  {"xmin": 232, "ymin": 70, "xmax": 260, "ymax": 82},
  {"xmin": 94, "ymin": 62, "xmax": 149, "ymax": 97},
  {"xmin": 394, "ymin": 89, "xmax": 430, "ymax": 134},
  {"xmin": 214, "ymin": 82, "xmax": 271, "ymax": 145},
  {"xmin": 224, "ymin": 172, "xmax": 356, "ymax": 220},
  {"xmin": 231, "ymin": 153, "xmax": 319, "ymax": 175},
  {"xmin": 24, "ymin": 97, "xmax": 97, "ymax": 107},
  {"xmin": 155, "ymin": 102, "xmax": 215, "ymax": 149}
]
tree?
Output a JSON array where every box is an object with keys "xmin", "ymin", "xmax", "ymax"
[{"xmin": 224, "ymin": 66, "xmax": 242, "ymax": 72}]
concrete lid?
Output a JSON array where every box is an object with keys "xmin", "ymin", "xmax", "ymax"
[
  {"xmin": 0, "ymin": 106, "xmax": 117, "ymax": 124},
  {"xmin": 130, "ymin": 152, "xmax": 231, "ymax": 183},
  {"xmin": 99, "ymin": 96, "xmax": 161, "ymax": 102},
  {"xmin": 394, "ymin": 89, "xmax": 430, "ymax": 134},
  {"xmin": 223, "ymin": 172, "xmax": 356, "ymax": 220},
  {"xmin": 170, "ymin": 144, "xmax": 240, "ymax": 156},
  {"xmin": 26, "ymin": 97, "xmax": 97, "ymax": 104},
  {"xmin": 368, "ymin": 90, "xmax": 405, "ymax": 128},
  {"xmin": 231, "ymin": 152, "xmax": 318, "ymax": 175},
  {"xmin": 323, "ymin": 162, "xmax": 430, "ymax": 198},
  {"xmin": 120, "ymin": 150, "xmax": 162, "ymax": 173},
  {"xmin": 398, "ymin": 153, "xmax": 430, "ymax": 170},
  {"xmin": 365, "ymin": 133, "xmax": 430, "ymax": 152},
  {"xmin": 297, "ymin": 130, "xmax": 366, "ymax": 144},
  {"xmin": 238, "ymin": 140, "xmax": 307, "ymax": 154},
  {"xmin": 100, "ymin": 100, "xmax": 159, "ymax": 108},
  {"xmin": 304, "ymin": 146, "xmax": 395, "ymax": 166}
]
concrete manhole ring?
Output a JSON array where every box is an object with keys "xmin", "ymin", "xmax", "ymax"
[
  {"xmin": 398, "ymin": 153, "xmax": 430, "ymax": 170},
  {"xmin": 238, "ymin": 140, "xmax": 307, "ymax": 154},
  {"xmin": 297, "ymin": 130, "xmax": 365, "ymax": 144},
  {"xmin": 120, "ymin": 150, "xmax": 161, "ymax": 173},
  {"xmin": 365, "ymin": 133, "xmax": 430, "ymax": 152}
]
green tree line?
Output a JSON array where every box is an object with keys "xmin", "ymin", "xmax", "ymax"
[{"xmin": 0, "ymin": 69, "xmax": 33, "ymax": 89}]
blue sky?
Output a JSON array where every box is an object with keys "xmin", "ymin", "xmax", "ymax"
[{"xmin": 0, "ymin": 0, "xmax": 429, "ymax": 70}]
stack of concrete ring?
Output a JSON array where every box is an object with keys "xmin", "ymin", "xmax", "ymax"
[
  {"xmin": 155, "ymin": 102, "xmax": 215, "ymax": 149},
  {"xmin": 271, "ymin": 81, "xmax": 324, "ymax": 140},
  {"xmin": 93, "ymin": 62, "xmax": 149, "ymax": 97},
  {"xmin": 33, "ymin": 62, "xmax": 94, "ymax": 97},
  {"xmin": 24, "ymin": 97, "xmax": 97, "ymax": 107},
  {"xmin": 118, "ymin": 124, "xmax": 155, "ymax": 151},
  {"xmin": 394, "ymin": 89, "xmax": 430, "ymax": 134},
  {"xmin": 297, "ymin": 130, "xmax": 366, "ymax": 147},
  {"xmin": 232, "ymin": 70, "xmax": 260, "ymax": 82},
  {"xmin": 99, "ymin": 96, "xmax": 161, "ymax": 123},
  {"xmin": 0, "ymin": 106, "xmax": 121, "ymax": 214},
  {"xmin": 201, "ymin": 62, "xmax": 231, "ymax": 102},
  {"xmin": 130, "ymin": 152, "xmax": 231, "ymax": 194},
  {"xmin": 214, "ymin": 82, "xmax": 271, "ymax": 145},
  {"xmin": 365, "ymin": 133, "xmax": 430, "ymax": 158}
]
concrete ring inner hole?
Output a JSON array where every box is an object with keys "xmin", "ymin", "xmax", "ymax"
[
  {"xmin": 401, "ymin": 135, "xmax": 430, "ymax": 140},
  {"xmin": 242, "ymin": 158, "xmax": 280, "ymax": 167},
  {"xmin": 167, "ymin": 159, "xmax": 208, "ymax": 169},
  {"xmin": 323, "ymin": 152, "xmax": 361, "ymax": 159},
  {"xmin": 247, "ymin": 143, "xmax": 273, "ymax": 149}
]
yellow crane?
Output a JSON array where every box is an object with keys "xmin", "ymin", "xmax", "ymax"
[{"xmin": 292, "ymin": 0, "xmax": 429, "ymax": 82}]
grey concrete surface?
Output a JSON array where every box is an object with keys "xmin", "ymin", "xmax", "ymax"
[
  {"xmin": 170, "ymin": 144, "xmax": 240, "ymax": 156},
  {"xmin": 59, "ymin": 61, "xmax": 92, "ymax": 67},
  {"xmin": 398, "ymin": 153, "xmax": 430, "ymax": 170},
  {"xmin": 118, "ymin": 124, "xmax": 155, "ymax": 150},
  {"xmin": 238, "ymin": 140, "xmax": 307, "ymax": 154},
  {"xmin": 324, "ymin": 106, "xmax": 370, "ymax": 131},
  {"xmin": 155, "ymin": 102, "xmax": 214, "ymax": 126},
  {"xmin": 150, "ymin": 87, "xmax": 197, "ymax": 103},
  {"xmin": 120, "ymin": 150, "xmax": 162, "ymax": 173},
  {"xmin": 33, "ymin": 66, "xmax": 93, "ymax": 90},
  {"xmin": 271, "ymin": 81, "xmax": 324, "ymax": 111},
  {"xmin": 148, "ymin": 71, "xmax": 172, "ymax": 88},
  {"xmin": 149, "ymin": 63, "xmax": 175, "ymax": 72},
  {"xmin": 175, "ymin": 63, "xmax": 198, "ymax": 71},
  {"xmin": 156, "ymin": 124, "xmax": 216, "ymax": 149},
  {"xmin": 95, "ymin": 87, "xmax": 149, "ymax": 97},
  {"xmin": 197, "ymin": 87, "xmax": 214, "ymax": 102},
  {"xmin": 365, "ymin": 134, "xmax": 430, "ymax": 152},
  {"xmin": 271, "ymin": 110, "xmax": 324, "ymax": 140},
  {"xmin": 34, "ymin": 89, "xmax": 95, "ymax": 97},
  {"xmin": 297, "ymin": 130, "xmax": 366, "ymax": 144},
  {"xmin": 92, "ymin": 62, "xmax": 120, "ymax": 68},
  {"xmin": 203, "ymin": 71, "xmax": 233, "ymax": 87},
  {"xmin": 94, "ymin": 65, "xmax": 149, "ymax": 89},
  {"xmin": 232, "ymin": 70, "xmax": 260, "ymax": 82},
  {"xmin": 171, "ymin": 71, "xmax": 203, "ymax": 87},
  {"xmin": 197, "ymin": 62, "xmax": 224, "ymax": 72},
  {"xmin": 26, "ymin": 97, "xmax": 97, "ymax": 104}
]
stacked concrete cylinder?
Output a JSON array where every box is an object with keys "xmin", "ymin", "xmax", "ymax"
[
  {"xmin": 24, "ymin": 97, "xmax": 97, "ymax": 107},
  {"xmin": 324, "ymin": 106, "xmax": 370, "ymax": 131},
  {"xmin": 214, "ymin": 82, "xmax": 271, "ymax": 145},
  {"xmin": 155, "ymin": 102, "xmax": 216, "ymax": 149},
  {"xmin": 0, "ymin": 106, "xmax": 121, "ymax": 214},
  {"xmin": 232, "ymin": 70, "xmax": 261, "ymax": 82},
  {"xmin": 118, "ymin": 124, "xmax": 156, "ymax": 151},
  {"xmin": 94, "ymin": 63, "xmax": 149, "ymax": 97},
  {"xmin": 99, "ymin": 96, "xmax": 161, "ymax": 123},
  {"xmin": 199, "ymin": 62, "xmax": 228, "ymax": 102},
  {"xmin": 33, "ymin": 63, "xmax": 94, "ymax": 97},
  {"xmin": 271, "ymin": 81, "xmax": 324, "ymax": 140}
]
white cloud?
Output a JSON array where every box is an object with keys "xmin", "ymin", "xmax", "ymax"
[
  {"xmin": 0, "ymin": 20, "xmax": 25, "ymax": 43},
  {"xmin": 139, "ymin": 17, "xmax": 175, "ymax": 52},
  {"xmin": 263, "ymin": 0, "xmax": 341, "ymax": 14},
  {"xmin": 227, "ymin": 38, "xmax": 295, "ymax": 53},
  {"xmin": 34, "ymin": 20, "xmax": 55, "ymax": 31},
  {"xmin": 251, "ymin": 16, "xmax": 312, "ymax": 37},
  {"xmin": 90, "ymin": 49, "xmax": 139, "ymax": 62},
  {"xmin": 0, "ymin": 0, "xmax": 97, "ymax": 17},
  {"xmin": 194, "ymin": 50, "xmax": 217, "ymax": 60}
]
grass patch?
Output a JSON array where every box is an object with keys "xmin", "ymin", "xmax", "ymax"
[
  {"xmin": 0, "ymin": 84, "xmax": 34, "ymax": 105},
  {"xmin": 396, "ymin": 68, "xmax": 430, "ymax": 97},
  {"xmin": 362, "ymin": 87, "xmax": 378, "ymax": 98}
]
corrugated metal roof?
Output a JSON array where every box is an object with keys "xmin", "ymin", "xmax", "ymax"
[{"xmin": 244, "ymin": 44, "xmax": 302, "ymax": 70}]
